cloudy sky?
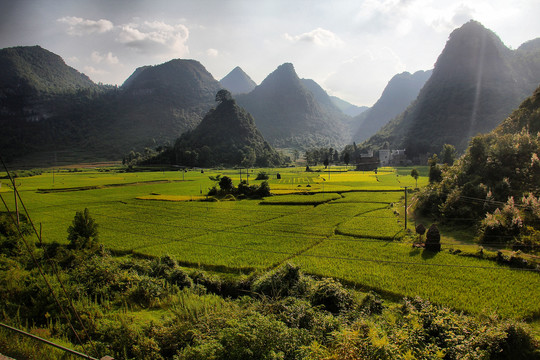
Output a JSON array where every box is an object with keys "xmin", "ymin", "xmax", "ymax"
[{"xmin": 1, "ymin": 0, "xmax": 539, "ymax": 106}]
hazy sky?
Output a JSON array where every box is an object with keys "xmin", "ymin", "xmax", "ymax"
[{"xmin": 1, "ymin": 0, "xmax": 539, "ymax": 106}]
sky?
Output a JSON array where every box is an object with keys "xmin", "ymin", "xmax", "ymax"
[{"xmin": 1, "ymin": 0, "xmax": 539, "ymax": 107}]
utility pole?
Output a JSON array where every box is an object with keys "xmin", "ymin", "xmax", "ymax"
[
  {"xmin": 401, "ymin": 186, "xmax": 408, "ymax": 230},
  {"xmin": 14, "ymin": 181, "xmax": 19, "ymax": 226}
]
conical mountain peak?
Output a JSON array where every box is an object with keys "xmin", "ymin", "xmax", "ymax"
[{"xmin": 220, "ymin": 66, "xmax": 257, "ymax": 94}]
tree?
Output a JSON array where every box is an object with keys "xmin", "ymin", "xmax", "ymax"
[
  {"xmin": 440, "ymin": 144, "xmax": 457, "ymax": 165},
  {"xmin": 428, "ymin": 154, "xmax": 442, "ymax": 183},
  {"xmin": 293, "ymin": 149, "xmax": 300, "ymax": 162},
  {"xmin": 218, "ymin": 176, "xmax": 234, "ymax": 192},
  {"xmin": 410, "ymin": 168, "xmax": 419, "ymax": 188},
  {"xmin": 343, "ymin": 152, "xmax": 350, "ymax": 168},
  {"xmin": 215, "ymin": 89, "xmax": 232, "ymax": 103},
  {"xmin": 67, "ymin": 208, "xmax": 98, "ymax": 249}
]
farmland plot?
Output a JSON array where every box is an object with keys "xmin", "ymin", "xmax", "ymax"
[{"xmin": 3, "ymin": 166, "xmax": 539, "ymax": 320}]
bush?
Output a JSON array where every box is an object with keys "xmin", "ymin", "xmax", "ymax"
[
  {"xmin": 360, "ymin": 291, "xmax": 384, "ymax": 315},
  {"xmin": 252, "ymin": 263, "xmax": 303, "ymax": 298},
  {"xmin": 167, "ymin": 268, "xmax": 193, "ymax": 289},
  {"xmin": 255, "ymin": 171, "xmax": 269, "ymax": 180},
  {"xmin": 309, "ymin": 278, "xmax": 355, "ymax": 314}
]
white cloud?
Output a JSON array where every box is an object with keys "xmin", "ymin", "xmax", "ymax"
[
  {"xmin": 206, "ymin": 48, "xmax": 219, "ymax": 57},
  {"xmin": 83, "ymin": 65, "xmax": 107, "ymax": 76},
  {"xmin": 284, "ymin": 28, "xmax": 344, "ymax": 47},
  {"xmin": 117, "ymin": 21, "xmax": 189, "ymax": 58},
  {"xmin": 91, "ymin": 51, "xmax": 119, "ymax": 64},
  {"xmin": 58, "ymin": 16, "xmax": 113, "ymax": 36}
]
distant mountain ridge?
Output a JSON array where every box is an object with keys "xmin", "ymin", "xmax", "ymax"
[
  {"xmin": 353, "ymin": 70, "xmax": 432, "ymax": 143},
  {"xmin": 330, "ymin": 96, "xmax": 368, "ymax": 117},
  {"xmin": 220, "ymin": 66, "xmax": 257, "ymax": 94},
  {"xmin": 363, "ymin": 20, "xmax": 540, "ymax": 157},
  {"xmin": 237, "ymin": 63, "xmax": 349, "ymax": 149}
]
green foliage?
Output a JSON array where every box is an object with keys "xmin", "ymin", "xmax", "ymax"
[
  {"xmin": 428, "ymin": 154, "xmax": 443, "ymax": 183},
  {"xmin": 416, "ymin": 127, "xmax": 540, "ymax": 251},
  {"xmin": 440, "ymin": 143, "xmax": 457, "ymax": 165},
  {"xmin": 309, "ymin": 278, "xmax": 354, "ymax": 314},
  {"xmin": 215, "ymin": 89, "xmax": 233, "ymax": 103},
  {"xmin": 480, "ymin": 194, "xmax": 540, "ymax": 251},
  {"xmin": 256, "ymin": 171, "xmax": 270, "ymax": 180},
  {"xmin": 410, "ymin": 168, "xmax": 419, "ymax": 188},
  {"xmin": 67, "ymin": 208, "xmax": 99, "ymax": 249},
  {"xmin": 252, "ymin": 263, "xmax": 304, "ymax": 298},
  {"xmin": 218, "ymin": 176, "xmax": 234, "ymax": 192}
]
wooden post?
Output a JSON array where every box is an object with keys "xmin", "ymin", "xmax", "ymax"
[{"xmin": 402, "ymin": 186, "xmax": 408, "ymax": 230}]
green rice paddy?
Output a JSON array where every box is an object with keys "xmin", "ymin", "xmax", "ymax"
[{"xmin": 1, "ymin": 166, "xmax": 539, "ymax": 320}]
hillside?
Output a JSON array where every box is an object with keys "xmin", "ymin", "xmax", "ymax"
[
  {"xmin": 353, "ymin": 70, "xmax": 431, "ymax": 143},
  {"xmin": 220, "ymin": 66, "xmax": 257, "ymax": 94},
  {"xmin": 0, "ymin": 52, "xmax": 222, "ymax": 165},
  {"xmin": 237, "ymin": 63, "xmax": 349, "ymax": 149},
  {"xmin": 153, "ymin": 90, "xmax": 284, "ymax": 167},
  {"xmin": 363, "ymin": 20, "xmax": 540, "ymax": 157},
  {"xmin": 415, "ymin": 84, "xmax": 540, "ymax": 250},
  {"xmin": 0, "ymin": 45, "xmax": 97, "ymax": 95},
  {"xmin": 0, "ymin": 46, "xmax": 113, "ymax": 164},
  {"xmin": 102, "ymin": 59, "xmax": 222, "ymax": 151}
]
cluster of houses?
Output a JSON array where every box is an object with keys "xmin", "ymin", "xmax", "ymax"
[{"xmin": 355, "ymin": 149, "xmax": 408, "ymax": 171}]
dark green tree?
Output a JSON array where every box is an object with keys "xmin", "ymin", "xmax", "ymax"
[
  {"xmin": 343, "ymin": 152, "xmax": 350, "ymax": 168},
  {"xmin": 410, "ymin": 168, "xmax": 419, "ymax": 188},
  {"xmin": 440, "ymin": 144, "xmax": 457, "ymax": 165},
  {"xmin": 215, "ymin": 89, "xmax": 232, "ymax": 103},
  {"xmin": 67, "ymin": 208, "xmax": 98, "ymax": 249},
  {"xmin": 218, "ymin": 176, "xmax": 234, "ymax": 192},
  {"xmin": 428, "ymin": 155, "xmax": 442, "ymax": 183}
]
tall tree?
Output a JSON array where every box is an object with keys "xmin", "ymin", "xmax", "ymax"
[
  {"xmin": 410, "ymin": 168, "xmax": 419, "ymax": 188},
  {"xmin": 440, "ymin": 144, "xmax": 457, "ymax": 165},
  {"xmin": 67, "ymin": 208, "xmax": 98, "ymax": 249}
]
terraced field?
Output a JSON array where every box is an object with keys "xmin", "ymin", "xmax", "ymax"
[{"xmin": 1, "ymin": 166, "xmax": 539, "ymax": 319}]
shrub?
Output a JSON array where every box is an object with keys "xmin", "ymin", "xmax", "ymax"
[
  {"xmin": 252, "ymin": 263, "xmax": 303, "ymax": 298},
  {"xmin": 167, "ymin": 268, "xmax": 193, "ymax": 289},
  {"xmin": 309, "ymin": 278, "xmax": 355, "ymax": 314},
  {"xmin": 360, "ymin": 291, "xmax": 384, "ymax": 315},
  {"xmin": 255, "ymin": 171, "xmax": 269, "ymax": 180}
]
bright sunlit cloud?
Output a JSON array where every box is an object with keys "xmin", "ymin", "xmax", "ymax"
[{"xmin": 57, "ymin": 16, "xmax": 114, "ymax": 36}]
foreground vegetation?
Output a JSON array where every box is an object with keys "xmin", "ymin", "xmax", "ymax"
[{"xmin": 0, "ymin": 166, "xmax": 539, "ymax": 358}]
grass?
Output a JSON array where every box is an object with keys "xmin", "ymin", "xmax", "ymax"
[{"xmin": 2, "ymin": 166, "xmax": 539, "ymax": 321}]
